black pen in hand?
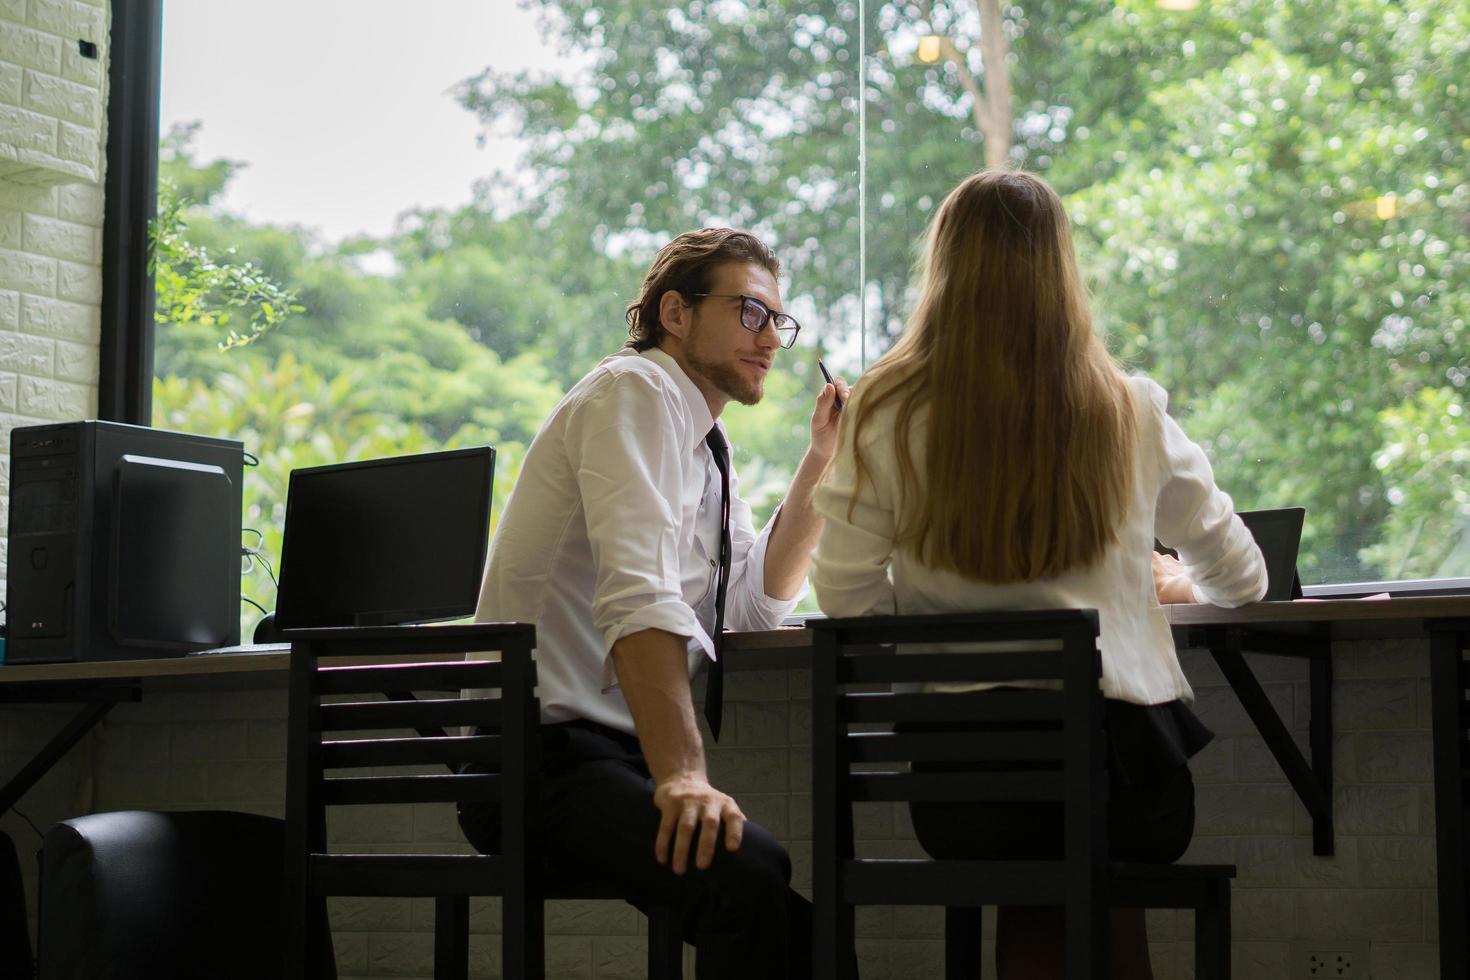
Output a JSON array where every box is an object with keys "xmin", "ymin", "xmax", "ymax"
[{"xmin": 818, "ymin": 358, "xmax": 844, "ymax": 411}]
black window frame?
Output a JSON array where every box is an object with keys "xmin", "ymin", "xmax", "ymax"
[{"xmin": 98, "ymin": 0, "xmax": 162, "ymax": 425}]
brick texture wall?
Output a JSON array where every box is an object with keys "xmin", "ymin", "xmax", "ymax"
[
  {"xmin": 0, "ymin": 637, "xmax": 1441, "ymax": 979},
  {"xmin": 0, "ymin": 0, "xmax": 108, "ymax": 583}
]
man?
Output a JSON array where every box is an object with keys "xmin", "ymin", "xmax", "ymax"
[{"xmin": 461, "ymin": 228, "xmax": 851, "ymax": 978}]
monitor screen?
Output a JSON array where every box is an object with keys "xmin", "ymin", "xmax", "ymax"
[{"xmin": 274, "ymin": 447, "xmax": 495, "ymax": 630}]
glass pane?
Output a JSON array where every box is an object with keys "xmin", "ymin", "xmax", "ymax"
[
  {"xmin": 860, "ymin": 0, "xmax": 1469, "ymax": 585},
  {"xmin": 155, "ymin": 1, "xmax": 863, "ymax": 629}
]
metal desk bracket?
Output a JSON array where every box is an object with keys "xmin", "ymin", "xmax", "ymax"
[
  {"xmin": 1198, "ymin": 625, "xmax": 1334, "ymax": 856},
  {"xmin": 1426, "ymin": 618, "xmax": 1469, "ymax": 980},
  {"xmin": 0, "ymin": 681, "xmax": 142, "ymax": 817}
]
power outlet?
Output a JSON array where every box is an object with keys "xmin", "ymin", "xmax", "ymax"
[{"xmin": 1303, "ymin": 948, "xmax": 1355, "ymax": 978}]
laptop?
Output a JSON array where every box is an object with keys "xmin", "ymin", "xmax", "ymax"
[
  {"xmin": 1155, "ymin": 506, "xmax": 1305, "ymax": 602},
  {"xmin": 1237, "ymin": 507, "xmax": 1305, "ymax": 601}
]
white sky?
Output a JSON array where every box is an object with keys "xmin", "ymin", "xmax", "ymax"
[{"xmin": 159, "ymin": 0, "xmax": 556, "ymax": 243}]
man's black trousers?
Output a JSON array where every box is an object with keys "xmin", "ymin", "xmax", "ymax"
[{"xmin": 459, "ymin": 719, "xmax": 855, "ymax": 980}]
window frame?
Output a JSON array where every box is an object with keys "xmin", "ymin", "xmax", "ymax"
[{"xmin": 98, "ymin": 0, "xmax": 162, "ymax": 425}]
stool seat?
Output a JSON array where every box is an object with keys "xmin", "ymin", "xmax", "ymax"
[{"xmin": 39, "ymin": 809, "xmax": 335, "ymax": 980}]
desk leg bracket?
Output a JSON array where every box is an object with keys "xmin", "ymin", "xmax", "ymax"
[
  {"xmin": 1207, "ymin": 631, "xmax": 1334, "ymax": 857},
  {"xmin": 0, "ymin": 684, "xmax": 141, "ymax": 817},
  {"xmin": 1427, "ymin": 623, "xmax": 1468, "ymax": 980}
]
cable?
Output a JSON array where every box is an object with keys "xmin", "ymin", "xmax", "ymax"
[
  {"xmin": 253, "ymin": 551, "xmax": 279, "ymax": 589},
  {"xmin": 243, "ymin": 451, "xmax": 259, "ymax": 467},
  {"xmin": 241, "ymin": 595, "xmax": 268, "ymax": 615},
  {"xmin": 11, "ymin": 806, "xmax": 43, "ymax": 842},
  {"xmin": 239, "ymin": 528, "xmax": 280, "ymax": 588}
]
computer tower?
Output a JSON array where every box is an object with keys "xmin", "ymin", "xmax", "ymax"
[{"xmin": 5, "ymin": 421, "xmax": 243, "ymax": 663}]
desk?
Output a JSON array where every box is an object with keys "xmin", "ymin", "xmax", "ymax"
[
  {"xmin": 3, "ymin": 599, "xmax": 1468, "ymax": 978},
  {"xmin": 727, "ymin": 599, "xmax": 1470, "ymax": 979},
  {"xmin": 1159, "ymin": 597, "xmax": 1470, "ymax": 980},
  {"xmin": 0, "ymin": 646, "xmax": 449, "ymax": 815}
]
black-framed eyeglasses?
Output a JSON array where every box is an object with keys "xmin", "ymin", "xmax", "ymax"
[{"xmin": 691, "ymin": 293, "xmax": 801, "ymax": 349}]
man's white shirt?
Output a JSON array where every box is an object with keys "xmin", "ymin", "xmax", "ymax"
[{"xmin": 476, "ymin": 347, "xmax": 803, "ymax": 733}]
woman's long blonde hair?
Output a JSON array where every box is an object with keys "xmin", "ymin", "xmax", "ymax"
[{"xmin": 848, "ymin": 169, "xmax": 1137, "ymax": 582}]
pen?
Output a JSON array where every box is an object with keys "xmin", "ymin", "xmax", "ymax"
[{"xmin": 818, "ymin": 358, "xmax": 844, "ymax": 411}]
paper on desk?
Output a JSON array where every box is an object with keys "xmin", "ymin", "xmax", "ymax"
[{"xmin": 1295, "ymin": 593, "xmax": 1392, "ymax": 602}]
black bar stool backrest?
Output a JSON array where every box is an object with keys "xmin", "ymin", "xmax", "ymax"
[
  {"xmin": 283, "ymin": 623, "xmax": 542, "ymax": 979},
  {"xmin": 289, "ymin": 624, "xmax": 539, "ymax": 857},
  {"xmin": 810, "ymin": 610, "xmax": 1236, "ymax": 980},
  {"xmin": 812, "ymin": 609, "xmax": 1106, "ymax": 866}
]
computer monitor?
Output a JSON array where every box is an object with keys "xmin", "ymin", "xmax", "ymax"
[{"xmin": 273, "ymin": 447, "xmax": 495, "ymax": 630}]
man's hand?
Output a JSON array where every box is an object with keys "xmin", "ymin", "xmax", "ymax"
[
  {"xmin": 652, "ymin": 772, "xmax": 747, "ymax": 874},
  {"xmin": 1153, "ymin": 552, "xmax": 1197, "ymax": 604},
  {"xmin": 809, "ymin": 374, "xmax": 851, "ymax": 461},
  {"xmin": 764, "ymin": 372, "xmax": 851, "ymax": 598},
  {"xmin": 611, "ymin": 630, "xmax": 747, "ymax": 873}
]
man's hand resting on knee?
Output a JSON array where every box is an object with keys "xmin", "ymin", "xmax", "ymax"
[
  {"xmin": 653, "ymin": 772, "xmax": 746, "ymax": 873},
  {"xmin": 612, "ymin": 628, "xmax": 747, "ymax": 875}
]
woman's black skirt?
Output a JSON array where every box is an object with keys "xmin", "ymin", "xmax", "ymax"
[{"xmin": 906, "ymin": 697, "xmax": 1212, "ymax": 865}]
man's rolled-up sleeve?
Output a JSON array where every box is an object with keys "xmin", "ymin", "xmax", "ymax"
[
  {"xmin": 565, "ymin": 376, "xmax": 712, "ymax": 663},
  {"xmin": 723, "ymin": 492, "xmax": 805, "ymax": 632}
]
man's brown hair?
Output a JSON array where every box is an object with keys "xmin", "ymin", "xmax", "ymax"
[{"xmin": 624, "ymin": 228, "xmax": 780, "ymax": 351}]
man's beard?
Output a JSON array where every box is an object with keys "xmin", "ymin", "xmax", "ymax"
[{"xmin": 686, "ymin": 323, "xmax": 764, "ymax": 405}]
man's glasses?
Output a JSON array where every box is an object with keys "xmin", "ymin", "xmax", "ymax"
[{"xmin": 692, "ymin": 293, "xmax": 801, "ymax": 349}]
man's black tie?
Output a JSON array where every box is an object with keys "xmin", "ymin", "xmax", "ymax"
[{"xmin": 704, "ymin": 425, "xmax": 732, "ymax": 741}]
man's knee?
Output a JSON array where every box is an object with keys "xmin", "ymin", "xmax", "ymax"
[{"xmin": 711, "ymin": 822, "xmax": 791, "ymax": 902}]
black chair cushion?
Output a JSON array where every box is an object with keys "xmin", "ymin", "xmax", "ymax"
[{"xmin": 39, "ymin": 809, "xmax": 334, "ymax": 980}]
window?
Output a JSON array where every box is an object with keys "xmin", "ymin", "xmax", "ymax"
[
  {"xmin": 122, "ymin": 0, "xmax": 1468, "ymax": 609},
  {"xmin": 858, "ymin": 1, "xmax": 1466, "ymax": 586}
]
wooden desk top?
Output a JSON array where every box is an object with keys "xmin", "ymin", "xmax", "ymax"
[
  {"xmin": 1, "ymin": 595, "xmax": 1466, "ymax": 689},
  {"xmin": 720, "ymin": 594, "xmax": 1470, "ymax": 656},
  {"xmin": 0, "ymin": 646, "xmax": 485, "ymax": 690},
  {"xmin": 1163, "ymin": 594, "xmax": 1470, "ymax": 640}
]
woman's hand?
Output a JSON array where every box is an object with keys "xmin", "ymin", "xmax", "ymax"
[{"xmin": 1152, "ymin": 552, "xmax": 1197, "ymax": 604}]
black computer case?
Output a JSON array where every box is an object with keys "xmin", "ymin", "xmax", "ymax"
[{"xmin": 6, "ymin": 421, "xmax": 243, "ymax": 663}]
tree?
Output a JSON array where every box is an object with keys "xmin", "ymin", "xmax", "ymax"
[
  {"xmin": 151, "ymin": 131, "xmax": 571, "ymax": 632},
  {"xmin": 153, "ymin": 126, "xmax": 302, "ymax": 355},
  {"xmin": 456, "ymin": 0, "xmax": 1469, "ymax": 582}
]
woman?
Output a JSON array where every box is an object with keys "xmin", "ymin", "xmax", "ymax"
[{"xmin": 811, "ymin": 169, "xmax": 1267, "ymax": 979}]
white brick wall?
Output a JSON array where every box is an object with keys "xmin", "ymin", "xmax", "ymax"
[
  {"xmin": 0, "ymin": 0, "xmax": 108, "ymax": 591},
  {"xmin": 0, "ymin": 0, "xmax": 109, "ymax": 950},
  {"xmin": 0, "ymin": 0, "xmax": 106, "ymax": 185}
]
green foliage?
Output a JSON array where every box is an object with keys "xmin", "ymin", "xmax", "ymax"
[
  {"xmin": 1366, "ymin": 387, "xmax": 1470, "ymax": 579},
  {"xmin": 152, "ymin": 133, "xmax": 567, "ymax": 634},
  {"xmin": 158, "ymin": 121, "xmax": 241, "ymax": 206},
  {"xmin": 154, "ymin": 353, "xmax": 441, "ymax": 634},
  {"xmin": 455, "ymin": 0, "xmax": 1469, "ymax": 583},
  {"xmin": 152, "ymin": 181, "xmax": 304, "ymax": 350},
  {"xmin": 153, "ymin": 352, "xmax": 535, "ymax": 635},
  {"xmin": 153, "ymin": 0, "xmax": 1469, "ymax": 589}
]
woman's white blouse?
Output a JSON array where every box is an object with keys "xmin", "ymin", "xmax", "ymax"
[{"xmin": 811, "ymin": 375, "xmax": 1268, "ymax": 706}]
